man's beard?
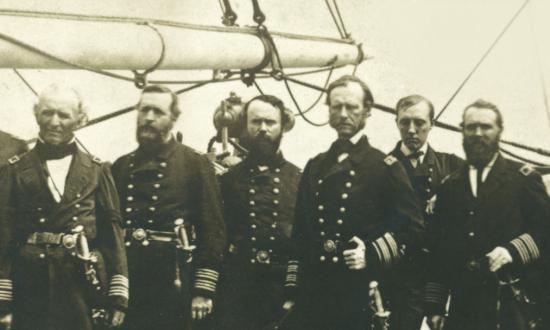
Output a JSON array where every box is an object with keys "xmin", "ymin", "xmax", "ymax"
[
  {"xmin": 463, "ymin": 134, "xmax": 500, "ymax": 168},
  {"xmin": 137, "ymin": 125, "xmax": 166, "ymax": 150},
  {"xmin": 241, "ymin": 132, "xmax": 282, "ymax": 165}
]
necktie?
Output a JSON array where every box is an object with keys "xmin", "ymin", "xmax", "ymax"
[
  {"xmin": 36, "ymin": 141, "xmax": 77, "ymax": 160},
  {"xmin": 476, "ymin": 167, "xmax": 484, "ymax": 191},
  {"xmin": 406, "ymin": 150, "xmax": 424, "ymax": 168},
  {"xmin": 331, "ymin": 139, "xmax": 353, "ymax": 156}
]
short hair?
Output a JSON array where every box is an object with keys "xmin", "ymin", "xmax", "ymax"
[
  {"xmin": 395, "ymin": 94, "xmax": 435, "ymax": 122},
  {"xmin": 34, "ymin": 84, "xmax": 88, "ymax": 117},
  {"xmin": 242, "ymin": 94, "xmax": 289, "ymax": 127},
  {"xmin": 139, "ymin": 84, "xmax": 181, "ymax": 119},
  {"xmin": 325, "ymin": 75, "xmax": 374, "ymax": 109},
  {"xmin": 462, "ymin": 99, "xmax": 503, "ymax": 129}
]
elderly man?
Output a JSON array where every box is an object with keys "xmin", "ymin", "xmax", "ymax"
[
  {"xmin": 0, "ymin": 131, "xmax": 27, "ymax": 165},
  {"xmin": 283, "ymin": 75, "xmax": 425, "ymax": 330},
  {"xmin": 388, "ymin": 95, "xmax": 463, "ymax": 330},
  {"xmin": 0, "ymin": 84, "xmax": 128, "ymax": 330},
  {"xmin": 424, "ymin": 100, "xmax": 550, "ymax": 330},
  {"xmin": 214, "ymin": 95, "xmax": 301, "ymax": 329},
  {"xmin": 111, "ymin": 85, "xmax": 226, "ymax": 330}
]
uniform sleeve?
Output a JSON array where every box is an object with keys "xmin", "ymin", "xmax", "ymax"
[
  {"xmin": 504, "ymin": 168, "xmax": 550, "ymax": 267},
  {"xmin": 0, "ymin": 165, "xmax": 16, "ymax": 313},
  {"xmin": 366, "ymin": 160, "xmax": 426, "ymax": 271},
  {"xmin": 96, "ymin": 163, "xmax": 129, "ymax": 311},
  {"xmin": 284, "ymin": 160, "xmax": 312, "ymax": 299},
  {"xmin": 192, "ymin": 155, "xmax": 227, "ymax": 299}
]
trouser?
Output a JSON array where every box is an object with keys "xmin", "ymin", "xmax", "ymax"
[{"xmin": 213, "ymin": 260, "xmax": 287, "ymax": 330}]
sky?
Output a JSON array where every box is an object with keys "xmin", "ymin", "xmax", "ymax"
[{"xmin": 0, "ymin": 0, "xmax": 549, "ymax": 170}]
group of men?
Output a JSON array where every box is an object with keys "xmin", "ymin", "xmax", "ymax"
[{"xmin": 0, "ymin": 74, "xmax": 548, "ymax": 330}]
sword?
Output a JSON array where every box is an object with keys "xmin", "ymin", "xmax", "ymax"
[
  {"xmin": 173, "ymin": 218, "xmax": 196, "ymax": 290},
  {"xmin": 369, "ymin": 281, "xmax": 390, "ymax": 330}
]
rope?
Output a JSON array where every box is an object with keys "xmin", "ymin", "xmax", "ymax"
[
  {"xmin": 324, "ymin": 0, "xmax": 345, "ymax": 38},
  {"xmin": 332, "ymin": 0, "xmax": 350, "ymax": 38},
  {"xmin": 12, "ymin": 69, "xmax": 37, "ymax": 95},
  {"xmin": 434, "ymin": 0, "xmax": 531, "ymax": 121},
  {"xmin": 253, "ymin": 80, "xmax": 265, "ymax": 95},
  {"xmin": 0, "ymin": 8, "xmax": 354, "ymax": 45},
  {"xmin": 259, "ymin": 24, "xmax": 329, "ymax": 126},
  {"xmin": 500, "ymin": 147, "xmax": 548, "ymax": 167},
  {"xmin": 219, "ymin": 0, "xmax": 238, "ymax": 26},
  {"xmin": 528, "ymin": 4, "xmax": 550, "ymax": 131},
  {"xmin": 299, "ymin": 66, "xmax": 334, "ymax": 115},
  {"xmin": 131, "ymin": 22, "xmax": 166, "ymax": 88}
]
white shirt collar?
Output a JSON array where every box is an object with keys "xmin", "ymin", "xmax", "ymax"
[
  {"xmin": 348, "ymin": 130, "xmax": 364, "ymax": 145},
  {"xmin": 468, "ymin": 153, "xmax": 499, "ymax": 197},
  {"xmin": 400, "ymin": 142, "xmax": 429, "ymax": 164}
]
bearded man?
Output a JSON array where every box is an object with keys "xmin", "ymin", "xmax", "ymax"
[
  {"xmin": 111, "ymin": 85, "xmax": 226, "ymax": 330},
  {"xmin": 424, "ymin": 99, "xmax": 550, "ymax": 330},
  {"xmin": 213, "ymin": 94, "xmax": 301, "ymax": 330}
]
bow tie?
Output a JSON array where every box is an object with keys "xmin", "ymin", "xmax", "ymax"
[
  {"xmin": 36, "ymin": 141, "xmax": 77, "ymax": 160},
  {"xmin": 405, "ymin": 150, "xmax": 424, "ymax": 159},
  {"xmin": 331, "ymin": 139, "xmax": 354, "ymax": 155}
]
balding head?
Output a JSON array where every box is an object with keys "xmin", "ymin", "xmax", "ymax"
[{"xmin": 34, "ymin": 84, "xmax": 88, "ymax": 145}]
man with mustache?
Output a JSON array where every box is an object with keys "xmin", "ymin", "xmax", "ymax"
[
  {"xmin": 0, "ymin": 84, "xmax": 128, "ymax": 330},
  {"xmin": 111, "ymin": 85, "xmax": 226, "ymax": 330},
  {"xmin": 388, "ymin": 95, "xmax": 463, "ymax": 330},
  {"xmin": 214, "ymin": 95, "xmax": 301, "ymax": 329},
  {"xmin": 424, "ymin": 100, "xmax": 550, "ymax": 330},
  {"xmin": 0, "ymin": 131, "xmax": 27, "ymax": 165},
  {"xmin": 282, "ymin": 75, "xmax": 425, "ymax": 330}
]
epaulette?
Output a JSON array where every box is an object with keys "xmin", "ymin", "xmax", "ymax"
[
  {"xmin": 7, "ymin": 155, "xmax": 20, "ymax": 165},
  {"xmin": 519, "ymin": 164, "xmax": 535, "ymax": 176},
  {"xmin": 92, "ymin": 156, "xmax": 102, "ymax": 165},
  {"xmin": 384, "ymin": 155, "xmax": 398, "ymax": 166}
]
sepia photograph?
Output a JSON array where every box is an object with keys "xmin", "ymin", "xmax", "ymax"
[{"xmin": 0, "ymin": 0, "xmax": 548, "ymax": 329}]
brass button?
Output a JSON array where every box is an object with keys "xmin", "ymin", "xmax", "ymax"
[
  {"xmin": 37, "ymin": 207, "xmax": 43, "ymax": 211},
  {"xmin": 273, "ymin": 200, "xmax": 279, "ymax": 205},
  {"xmin": 318, "ymin": 218, "xmax": 325, "ymax": 224},
  {"xmin": 249, "ymin": 189, "xmax": 256, "ymax": 194},
  {"xmin": 249, "ymin": 212, "xmax": 256, "ymax": 218},
  {"xmin": 251, "ymin": 224, "xmax": 257, "ymax": 229},
  {"xmin": 75, "ymin": 204, "xmax": 81, "ymax": 208},
  {"xmin": 76, "ymin": 193, "xmax": 81, "ymax": 198},
  {"xmin": 249, "ymin": 200, "xmax": 256, "ymax": 206},
  {"xmin": 149, "ymin": 207, "xmax": 156, "ymax": 212},
  {"xmin": 335, "ymin": 232, "xmax": 341, "ymax": 237},
  {"xmin": 127, "ymin": 196, "xmax": 134, "ymax": 202},
  {"xmin": 251, "ymin": 237, "xmax": 256, "ymax": 241},
  {"xmin": 469, "ymin": 232, "xmax": 475, "ymax": 237},
  {"xmin": 341, "ymin": 193, "xmax": 348, "ymax": 199},
  {"xmin": 273, "ymin": 188, "xmax": 280, "ymax": 194},
  {"xmin": 269, "ymin": 236, "xmax": 275, "ymax": 241},
  {"xmin": 126, "ymin": 220, "xmax": 132, "ymax": 225},
  {"xmin": 469, "ymin": 211, "xmax": 475, "ymax": 216},
  {"xmin": 349, "ymin": 170, "xmax": 356, "ymax": 176},
  {"xmin": 337, "ymin": 219, "xmax": 343, "ymax": 225},
  {"xmin": 340, "ymin": 207, "xmax": 346, "ymax": 213},
  {"xmin": 148, "ymin": 219, "xmax": 154, "ymax": 224},
  {"xmin": 274, "ymin": 178, "xmax": 280, "ymax": 183},
  {"xmin": 318, "ymin": 179, "xmax": 323, "ymax": 184},
  {"xmin": 332, "ymin": 256, "xmax": 339, "ymax": 263},
  {"xmin": 151, "ymin": 195, "xmax": 158, "ymax": 201},
  {"xmin": 160, "ymin": 162, "xmax": 167, "ymax": 168},
  {"xmin": 320, "ymin": 256, "xmax": 326, "ymax": 262},
  {"xmin": 275, "ymin": 168, "xmax": 280, "ymax": 173},
  {"xmin": 129, "ymin": 163, "xmax": 135, "ymax": 168},
  {"xmin": 271, "ymin": 223, "xmax": 277, "ymax": 229},
  {"xmin": 39, "ymin": 253, "xmax": 46, "ymax": 259},
  {"xmin": 318, "ymin": 205, "xmax": 324, "ymax": 211},
  {"xmin": 346, "ymin": 182, "xmax": 352, "ymax": 188},
  {"xmin": 72, "ymin": 216, "xmax": 78, "ymax": 221},
  {"xmin": 154, "ymin": 183, "xmax": 161, "ymax": 189},
  {"xmin": 157, "ymin": 173, "xmax": 164, "ymax": 179},
  {"xmin": 320, "ymin": 231, "xmax": 325, "ymax": 237},
  {"xmin": 127, "ymin": 184, "xmax": 134, "ymax": 189},
  {"xmin": 125, "ymin": 208, "xmax": 132, "ymax": 213},
  {"xmin": 39, "ymin": 218, "xmax": 46, "ymax": 223},
  {"xmin": 272, "ymin": 212, "xmax": 278, "ymax": 217}
]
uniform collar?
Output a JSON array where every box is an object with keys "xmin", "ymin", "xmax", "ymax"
[
  {"xmin": 244, "ymin": 150, "xmax": 286, "ymax": 170},
  {"xmin": 136, "ymin": 137, "xmax": 177, "ymax": 160}
]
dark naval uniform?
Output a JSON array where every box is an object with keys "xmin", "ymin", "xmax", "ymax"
[
  {"xmin": 0, "ymin": 146, "xmax": 128, "ymax": 330},
  {"xmin": 389, "ymin": 142, "xmax": 463, "ymax": 330},
  {"xmin": 215, "ymin": 153, "xmax": 301, "ymax": 330},
  {"xmin": 285, "ymin": 136, "xmax": 425, "ymax": 330},
  {"xmin": 111, "ymin": 138, "xmax": 226, "ymax": 330},
  {"xmin": 0, "ymin": 131, "xmax": 27, "ymax": 165},
  {"xmin": 424, "ymin": 155, "xmax": 550, "ymax": 330}
]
